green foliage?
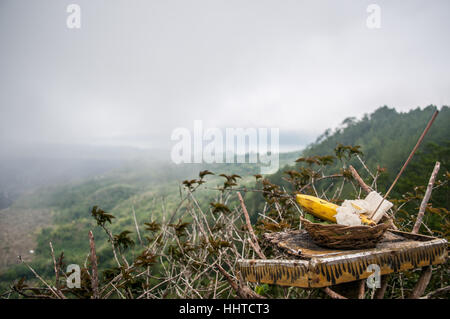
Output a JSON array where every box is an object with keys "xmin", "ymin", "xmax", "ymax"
[
  {"xmin": 334, "ymin": 144, "xmax": 363, "ymax": 161},
  {"xmin": 112, "ymin": 231, "xmax": 135, "ymax": 250},
  {"xmin": 210, "ymin": 202, "xmax": 231, "ymax": 215},
  {"xmin": 143, "ymin": 220, "xmax": 161, "ymax": 233},
  {"xmin": 254, "ymin": 283, "xmax": 270, "ymax": 296},
  {"xmin": 168, "ymin": 219, "xmax": 191, "ymax": 238},
  {"xmin": 91, "ymin": 206, "xmax": 115, "ymax": 226},
  {"xmin": 134, "ymin": 251, "xmax": 158, "ymax": 268}
]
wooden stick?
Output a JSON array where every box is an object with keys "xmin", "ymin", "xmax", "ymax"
[
  {"xmin": 356, "ymin": 154, "xmax": 376, "ymax": 180},
  {"xmin": 420, "ymin": 285, "xmax": 450, "ymax": 299},
  {"xmin": 412, "ymin": 161, "xmax": 440, "ymax": 234},
  {"xmin": 18, "ymin": 256, "xmax": 62, "ymax": 299},
  {"xmin": 358, "ymin": 279, "xmax": 365, "ymax": 299},
  {"xmin": 323, "ymin": 287, "xmax": 347, "ymax": 299},
  {"xmin": 371, "ymin": 110, "xmax": 439, "ymax": 218},
  {"xmin": 237, "ymin": 192, "xmax": 266, "ymax": 259},
  {"xmin": 409, "ymin": 266, "xmax": 433, "ymax": 299},
  {"xmin": 49, "ymin": 242, "xmax": 60, "ymax": 289},
  {"xmin": 88, "ymin": 231, "xmax": 100, "ymax": 299},
  {"xmin": 349, "ymin": 165, "xmax": 373, "ymax": 194},
  {"xmin": 375, "ymin": 275, "xmax": 389, "ymax": 299},
  {"xmin": 48, "ymin": 243, "xmax": 67, "ymax": 299},
  {"xmin": 131, "ymin": 205, "xmax": 143, "ymax": 246},
  {"xmin": 247, "ymin": 238, "xmax": 266, "ymax": 260}
]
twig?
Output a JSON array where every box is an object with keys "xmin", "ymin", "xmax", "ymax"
[
  {"xmin": 258, "ymin": 213, "xmax": 279, "ymax": 225},
  {"xmin": 168, "ymin": 183, "xmax": 203, "ymax": 225},
  {"xmin": 236, "ymin": 192, "xmax": 266, "ymax": 259},
  {"xmin": 409, "ymin": 266, "xmax": 433, "ymax": 299},
  {"xmin": 131, "ymin": 205, "xmax": 143, "ymax": 246},
  {"xmin": 349, "ymin": 165, "xmax": 373, "ymax": 194},
  {"xmin": 136, "ymin": 273, "xmax": 183, "ymax": 299},
  {"xmin": 216, "ymin": 264, "xmax": 265, "ymax": 299},
  {"xmin": 420, "ymin": 285, "xmax": 450, "ymax": 299},
  {"xmin": 299, "ymin": 174, "xmax": 344, "ymax": 193},
  {"xmin": 102, "ymin": 225, "xmax": 122, "ymax": 268},
  {"xmin": 49, "ymin": 242, "xmax": 61, "ymax": 290},
  {"xmin": 88, "ymin": 231, "xmax": 99, "ymax": 299},
  {"xmin": 49, "ymin": 243, "xmax": 66, "ymax": 299},
  {"xmin": 412, "ymin": 162, "xmax": 440, "ymax": 234},
  {"xmin": 247, "ymin": 238, "xmax": 266, "ymax": 260},
  {"xmin": 18, "ymin": 256, "xmax": 62, "ymax": 299},
  {"xmin": 110, "ymin": 282, "xmax": 126, "ymax": 299},
  {"xmin": 358, "ymin": 279, "xmax": 365, "ymax": 299},
  {"xmin": 213, "ymin": 268, "xmax": 219, "ymax": 299},
  {"xmin": 322, "ymin": 287, "xmax": 347, "ymax": 299},
  {"xmin": 399, "ymin": 273, "xmax": 404, "ymax": 299},
  {"xmin": 375, "ymin": 275, "xmax": 389, "ymax": 299},
  {"xmin": 356, "ymin": 154, "xmax": 376, "ymax": 180},
  {"xmin": 0, "ymin": 290, "xmax": 13, "ymax": 299}
]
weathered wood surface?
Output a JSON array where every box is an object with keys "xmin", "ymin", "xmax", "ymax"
[{"xmin": 237, "ymin": 230, "xmax": 447, "ymax": 288}]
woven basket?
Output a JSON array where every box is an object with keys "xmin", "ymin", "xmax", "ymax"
[{"xmin": 300, "ymin": 217, "xmax": 391, "ymax": 249}]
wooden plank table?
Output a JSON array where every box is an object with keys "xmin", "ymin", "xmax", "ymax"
[{"xmin": 237, "ymin": 229, "xmax": 447, "ymax": 288}]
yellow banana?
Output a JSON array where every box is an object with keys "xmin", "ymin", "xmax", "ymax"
[{"xmin": 296, "ymin": 194, "xmax": 375, "ymax": 226}]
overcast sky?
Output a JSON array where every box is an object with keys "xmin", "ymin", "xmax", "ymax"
[{"xmin": 0, "ymin": 0, "xmax": 449, "ymax": 152}]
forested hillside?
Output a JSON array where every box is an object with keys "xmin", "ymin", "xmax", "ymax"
[{"xmin": 303, "ymin": 105, "xmax": 448, "ymax": 193}]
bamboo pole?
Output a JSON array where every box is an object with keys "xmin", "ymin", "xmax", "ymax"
[{"xmin": 370, "ymin": 110, "xmax": 439, "ymax": 218}]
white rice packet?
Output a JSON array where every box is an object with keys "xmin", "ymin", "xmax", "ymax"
[
  {"xmin": 334, "ymin": 191, "xmax": 393, "ymax": 226},
  {"xmin": 364, "ymin": 191, "xmax": 393, "ymax": 223},
  {"xmin": 335, "ymin": 205, "xmax": 362, "ymax": 226}
]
